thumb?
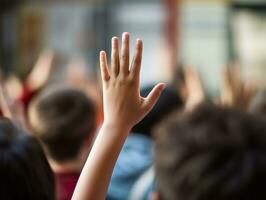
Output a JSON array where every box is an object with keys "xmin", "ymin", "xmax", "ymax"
[{"xmin": 143, "ymin": 83, "xmax": 165, "ymax": 113}]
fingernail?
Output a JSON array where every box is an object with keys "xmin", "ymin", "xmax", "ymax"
[
  {"xmin": 112, "ymin": 36, "xmax": 118, "ymax": 41},
  {"xmin": 123, "ymin": 32, "xmax": 129, "ymax": 39},
  {"xmin": 112, "ymin": 37, "xmax": 118, "ymax": 47},
  {"xmin": 100, "ymin": 51, "xmax": 106, "ymax": 59},
  {"xmin": 136, "ymin": 38, "xmax": 142, "ymax": 44}
]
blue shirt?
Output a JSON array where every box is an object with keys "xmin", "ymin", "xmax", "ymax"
[{"xmin": 107, "ymin": 133, "xmax": 154, "ymax": 200}]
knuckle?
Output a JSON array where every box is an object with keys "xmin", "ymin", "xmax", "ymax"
[
  {"xmin": 127, "ymin": 77, "xmax": 135, "ymax": 87},
  {"xmin": 118, "ymin": 77, "xmax": 127, "ymax": 85},
  {"xmin": 116, "ymin": 76, "xmax": 134, "ymax": 87},
  {"xmin": 121, "ymin": 54, "xmax": 128, "ymax": 61},
  {"xmin": 128, "ymin": 75, "xmax": 135, "ymax": 83}
]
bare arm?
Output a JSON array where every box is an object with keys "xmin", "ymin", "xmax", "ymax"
[{"xmin": 72, "ymin": 32, "xmax": 165, "ymax": 200}]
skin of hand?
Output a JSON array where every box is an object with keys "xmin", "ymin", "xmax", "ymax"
[
  {"xmin": 0, "ymin": 81, "xmax": 27, "ymax": 129},
  {"xmin": 71, "ymin": 32, "xmax": 165, "ymax": 200},
  {"xmin": 220, "ymin": 66, "xmax": 257, "ymax": 109},
  {"xmin": 220, "ymin": 66, "xmax": 240, "ymax": 107},
  {"xmin": 101, "ymin": 34, "xmax": 165, "ymax": 130},
  {"xmin": 0, "ymin": 81, "xmax": 13, "ymax": 119},
  {"xmin": 183, "ymin": 67, "xmax": 205, "ymax": 110},
  {"xmin": 4, "ymin": 75, "xmax": 23, "ymax": 100},
  {"xmin": 26, "ymin": 50, "xmax": 54, "ymax": 91}
]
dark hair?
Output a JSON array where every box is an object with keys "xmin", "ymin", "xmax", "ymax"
[
  {"xmin": 132, "ymin": 85, "xmax": 183, "ymax": 137},
  {"xmin": 29, "ymin": 87, "xmax": 96, "ymax": 162},
  {"xmin": 154, "ymin": 103, "xmax": 266, "ymax": 200},
  {"xmin": 0, "ymin": 118, "xmax": 55, "ymax": 200}
]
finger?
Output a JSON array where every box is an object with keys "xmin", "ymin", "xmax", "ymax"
[
  {"xmin": 111, "ymin": 37, "xmax": 120, "ymax": 76},
  {"xmin": 142, "ymin": 83, "xmax": 165, "ymax": 113},
  {"xmin": 99, "ymin": 51, "xmax": 110, "ymax": 82},
  {"xmin": 130, "ymin": 39, "xmax": 143, "ymax": 78},
  {"xmin": 120, "ymin": 32, "xmax": 130, "ymax": 75}
]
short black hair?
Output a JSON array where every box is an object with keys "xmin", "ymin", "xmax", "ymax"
[
  {"xmin": 0, "ymin": 118, "xmax": 55, "ymax": 200},
  {"xmin": 154, "ymin": 103, "xmax": 266, "ymax": 200},
  {"xmin": 29, "ymin": 87, "xmax": 96, "ymax": 162},
  {"xmin": 132, "ymin": 85, "xmax": 183, "ymax": 137}
]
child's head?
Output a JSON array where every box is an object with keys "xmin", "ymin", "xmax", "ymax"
[
  {"xmin": 132, "ymin": 85, "xmax": 183, "ymax": 137},
  {"xmin": 0, "ymin": 118, "xmax": 54, "ymax": 200},
  {"xmin": 28, "ymin": 87, "xmax": 96, "ymax": 163},
  {"xmin": 154, "ymin": 103, "xmax": 266, "ymax": 200}
]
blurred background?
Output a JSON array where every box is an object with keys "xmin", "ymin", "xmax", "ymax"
[{"xmin": 1, "ymin": 0, "xmax": 266, "ymax": 95}]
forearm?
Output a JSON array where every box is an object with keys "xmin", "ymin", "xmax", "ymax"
[
  {"xmin": 72, "ymin": 122, "xmax": 130, "ymax": 200},
  {"xmin": 72, "ymin": 33, "xmax": 164, "ymax": 200}
]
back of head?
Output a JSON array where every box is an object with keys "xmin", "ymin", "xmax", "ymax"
[
  {"xmin": 0, "ymin": 118, "xmax": 54, "ymax": 200},
  {"xmin": 154, "ymin": 103, "xmax": 266, "ymax": 200},
  {"xmin": 132, "ymin": 85, "xmax": 183, "ymax": 137},
  {"xmin": 28, "ymin": 87, "xmax": 96, "ymax": 162}
]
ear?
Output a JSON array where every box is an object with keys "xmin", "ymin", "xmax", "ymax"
[{"xmin": 149, "ymin": 191, "xmax": 161, "ymax": 200}]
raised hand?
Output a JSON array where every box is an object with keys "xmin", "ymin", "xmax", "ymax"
[
  {"xmin": 220, "ymin": 65, "xmax": 256, "ymax": 110},
  {"xmin": 183, "ymin": 67, "xmax": 205, "ymax": 110},
  {"xmin": 0, "ymin": 80, "xmax": 26, "ymax": 129},
  {"xmin": 26, "ymin": 50, "xmax": 54, "ymax": 91},
  {"xmin": 100, "ymin": 32, "xmax": 165, "ymax": 130},
  {"xmin": 72, "ymin": 33, "xmax": 164, "ymax": 200}
]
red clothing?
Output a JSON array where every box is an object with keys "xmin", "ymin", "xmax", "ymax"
[
  {"xmin": 19, "ymin": 84, "xmax": 36, "ymax": 109},
  {"xmin": 55, "ymin": 172, "xmax": 80, "ymax": 200}
]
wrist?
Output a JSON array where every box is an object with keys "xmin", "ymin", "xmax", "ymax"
[{"xmin": 101, "ymin": 120, "xmax": 131, "ymax": 134}]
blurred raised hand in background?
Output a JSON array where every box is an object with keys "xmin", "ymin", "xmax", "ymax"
[
  {"xmin": 26, "ymin": 50, "xmax": 54, "ymax": 91},
  {"xmin": 220, "ymin": 64, "xmax": 257, "ymax": 110},
  {"xmin": 182, "ymin": 67, "xmax": 205, "ymax": 110},
  {"xmin": 0, "ymin": 79, "xmax": 26, "ymax": 129}
]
